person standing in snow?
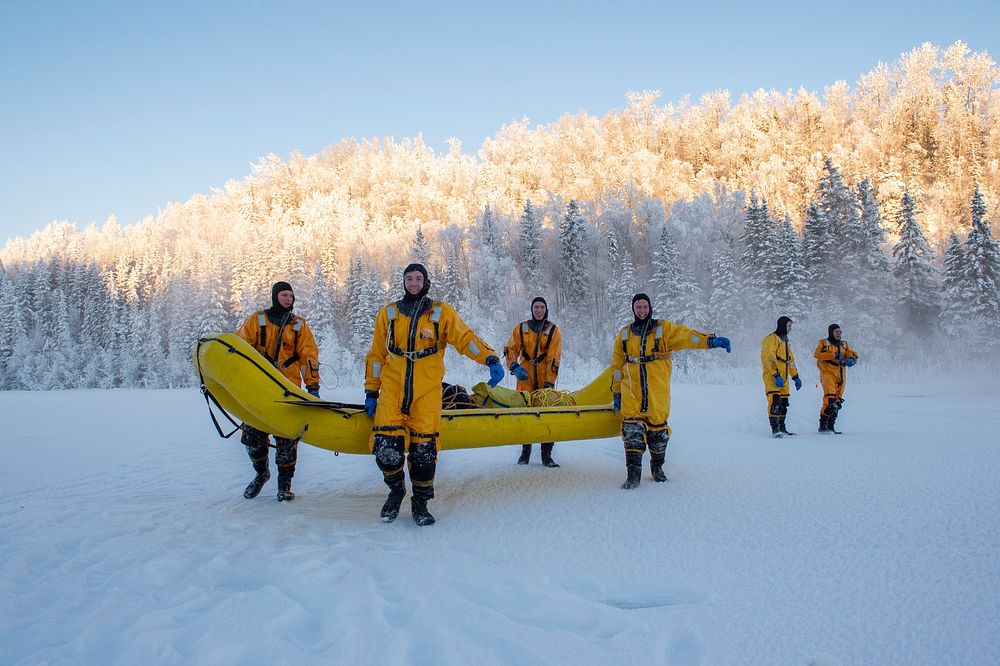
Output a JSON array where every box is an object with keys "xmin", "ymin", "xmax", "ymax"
[
  {"xmin": 504, "ymin": 296, "xmax": 563, "ymax": 467},
  {"xmin": 235, "ymin": 281, "xmax": 321, "ymax": 501},
  {"xmin": 363, "ymin": 263, "xmax": 505, "ymax": 526},
  {"xmin": 813, "ymin": 324, "xmax": 859, "ymax": 434},
  {"xmin": 610, "ymin": 293, "xmax": 731, "ymax": 489},
  {"xmin": 760, "ymin": 316, "xmax": 801, "ymax": 438}
]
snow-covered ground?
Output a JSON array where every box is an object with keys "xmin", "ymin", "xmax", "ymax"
[{"xmin": 2, "ymin": 378, "xmax": 999, "ymax": 665}]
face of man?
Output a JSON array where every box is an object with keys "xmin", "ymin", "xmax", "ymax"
[
  {"xmin": 277, "ymin": 290, "xmax": 294, "ymax": 308},
  {"xmin": 404, "ymin": 271, "xmax": 425, "ymax": 296},
  {"xmin": 531, "ymin": 302, "xmax": 547, "ymax": 320},
  {"xmin": 832, "ymin": 327, "xmax": 842, "ymax": 340},
  {"xmin": 786, "ymin": 321, "xmax": 793, "ymax": 334},
  {"xmin": 633, "ymin": 300, "xmax": 650, "ymax": 320}
]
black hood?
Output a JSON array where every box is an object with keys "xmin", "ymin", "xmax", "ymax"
[
  {"xmin": 775, "ymin": 316, "xmax": 793, "ymax": 338},
  {"xmin": 828, "ymin": 323, "xmax": 841, "ymax": 345},
  {"xmin": 631, "ymin": 293, "xmax": 653, "ymax": 332},
  {"xmin": 265, "ymin": 281, "xmax": 294, "ymax": 322},
  {"xmin": 401, "ymin": 263, "xmax": 430, "ymax": 302},
  {"xmin": 529, "ymin": 296, "xmax": 549, "ymax": 332}
]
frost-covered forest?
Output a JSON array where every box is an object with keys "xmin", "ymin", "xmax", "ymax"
[{"xmin": 2, "ymin": 41, "xmax": 1000, "ymax": 391}]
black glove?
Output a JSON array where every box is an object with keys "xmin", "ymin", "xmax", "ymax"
[
  {"xmin": 543, "ymin": 382, "xmax": 555, "ymax": 389},
  {"xmin": 306, "ymin": 384, "xmax": 320, "ymax": 398}
]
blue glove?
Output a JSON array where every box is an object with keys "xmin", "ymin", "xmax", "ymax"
[
  {"xmin": 612, "ymin": 394, "xmax": 621, "ymax": 412},
  {"xmin": 306, "ymin": 384, "xmax": 321, "ymax": 398},
  {"xmin": 510, "ymin": 363, "xmax": 529, "ymax": 381},
  {"xmin": 793, "ymin": 375, "xmax": 802, "ymax": 391},
  {"xmin": 543, "ymin": 382, "xmax": 555, "ymax": 389},
  {"xmin": 773, "ymin": 374, "xmax": 784, "ymax": 388},
  {"xmin": 487, "ymin": 359, "xmax": 505, "ymax": 387},
  {"xmin": 708, "ymin": 336, "xmax": 731, "ymax": 353},
  {"xmin": 836, "ymin": 352, "xmax": 845, "ymax": 361},
  {"xmin": 845, "ymin": 358, "xmax": 856, "ymax": 368},
  {"xmin": 364, "ymin": 391, "xmax": 378, "ymax": 417}
]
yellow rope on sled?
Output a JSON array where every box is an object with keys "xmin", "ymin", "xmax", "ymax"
[{"xmin": 528, "ymin": 388, "xmax": 577, "ymax": 407}]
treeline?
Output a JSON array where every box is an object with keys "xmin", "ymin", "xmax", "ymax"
[{"xmin": 2, "ymin": 41, "xmax": 1000, "ymax": 389}]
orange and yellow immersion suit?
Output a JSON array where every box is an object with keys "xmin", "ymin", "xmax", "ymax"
[
  {"xmin": 813, "ymin": 337, "xmax": 859, "ymax": 431},
  {"xmin": 235, "ymin": 302, "xmax": 321, "ymax": 494},
  {"xmin": 365, "ymin": 297, "xmax": 497, "ymax": 501}
]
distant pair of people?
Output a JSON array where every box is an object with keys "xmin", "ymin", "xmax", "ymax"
[{"xmin": 761, "ymin": 317, "xmax": 859, "ymax": 437}]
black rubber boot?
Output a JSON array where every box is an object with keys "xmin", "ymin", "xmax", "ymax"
[
  {"xmin": 828, "ymin": 416, "xmax": 842, "ymax": 435},
  {"xmin": 276, "ymin": 471, "xmax": 295, "ymax": 501},
  {"xmin": 540, "ymin": 443, "xmax": 559, "ymax": 468},
  {"xmin": 779, "ymin": 417, "xmax": 796, "ymax": 436},
  {"xmin": 243, "ymin": 459, "xmax": 270, "ymax": 499},
  {"xmin": 650, "ymin": 462, "xmax": 668, "ymax": 483},
  {"xmin": 380, "ymin": 487, "xmax": 406, "ymax": 522},
  {"xmin": 517, "ymin": 444, "xmax": 531, "ymax": 465},
  {"xmin": 769, "ymin": 416, "xmax": 782, "ymax": 439},
  {"xmin": 621, "ymin": 465, "xmax": 642, "ymax": 490},
  {"xmin": 411, "ymin": 497, "xmax": 436, "ymax": 526}
]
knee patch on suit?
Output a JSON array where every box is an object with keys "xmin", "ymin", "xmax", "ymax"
[
  {"xmin": 622, "ymin": 421, "xmax": 647, "ymax": 454},
  {"xmin": 274, "ymin": 437, "xmax": 298, "ymax": 468},
  {"xmin": 241, "ymin": 425, "xmax": 269, "ymax": 460},
  {"xmin": 374, "ymin": 434, "xmax": 406, "ymax": 473}
]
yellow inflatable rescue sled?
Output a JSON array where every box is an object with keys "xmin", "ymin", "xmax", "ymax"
[{"xmin": 193, "ymin": 333, "xmax": 620, "ymax": 455}]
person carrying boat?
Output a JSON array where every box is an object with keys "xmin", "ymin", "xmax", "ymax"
[
  {"xmin": 760, "ymin": 316, "xmax": 801, "ymax": 438},
  {"xmin": 235, "ymin": 281, "xmax": 321, "ymax": 501},
  {"xmin": 813, "ymin": 323, "xmax": 859, "ymax": 434},
  {"xmin": 504, "ymin": 296, "xmax": 563, "ymax": 467},
  {"xmin": 610, "ymin": 293, "xmax": 731, "ymax": 489},
  {"xmin": 364, "ymin": 263, "xmax": 504, "ymax": 526}
]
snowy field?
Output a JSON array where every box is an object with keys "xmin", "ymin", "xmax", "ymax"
[{"xmin": 2, "ymin": 378, "xmax": 999, "ymax": 665}]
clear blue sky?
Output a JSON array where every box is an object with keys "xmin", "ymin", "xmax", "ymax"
[{"xmin": 1, "ymin": 0, "xmax": 997, "ymax": 242}]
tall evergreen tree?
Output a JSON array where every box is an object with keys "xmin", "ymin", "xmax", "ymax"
[
  {"xmin": 940, "ymin": 231, "xmax": 970, "ymax": 334},
  {"xmin": 739, "ymin": 192, "xmax": 777, "ymax": 297},
  {"xmin": 963, "ymin": 186, "xmax": 1000, "ymax": 325},
  {"xmin": 651, "ymin": 225, "xmax": 701, "ymax": 324},
  {"xmin": 559, "ymin": 200, "xmax": 588, "ymax": 322},
  {"xmin": 708, "ymin": 246, "xmax": 741, "ymax": 331},
  {"xmin": 892, "ymin": 190, "xmax": 939, "ymax": 331},
  {"xmin": 768, "ymin": 214, "xmax": 810, "ymax": 318},
  {"xmin": 411, "ymin": 225, "xmax": 431, "ymax": 266},
  {"xmin": 518, "ymin": 200, "xmax": 543, "ymax": 290},
  {"xmin": 605, "ymin": 232, "xmax": 634, "ymax": 326}
]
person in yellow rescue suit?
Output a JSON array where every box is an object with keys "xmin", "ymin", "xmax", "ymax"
[
  {"xmin": 235, "ymin": 281, "xmax": 321, "ymax": 501},
  {"xmin": 364, "ymin": 263, "xmax": 505, "ymax": 526},
  {"xmin": 611, "ymin": 293, "xmax": 731, "ymax": 489},
  {"xmin": 813, "ymin": 323, "xmax": 859, "ymax": 434},
  {"xmin": 761, "ymin": 315, "xmax": 801, "ymax": 438},
  {"xmin": 505, "ymin": 296, "xmax": 563, "ymax": 467}
]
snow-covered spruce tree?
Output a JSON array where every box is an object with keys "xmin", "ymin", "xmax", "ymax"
[
  {"xmin": 708, "ymin": 245, "xmax": 741, "ymax": 332},
  {"xmin": 767, "ymin": 214, "xmax": 810, "ymax": 320},
  {"xmin": 478, "ymin": 204, "xmax": 502, "ymax": 256},
  {"xmin": 850, "ymin": 178, "xmax": 893, "ymax": 320},
  {"xmin": 411, "ymin": 225, "xmax": 431, "ymax": 266},
  {"xmin": 436, "ymin": 243, "xmax": 462, "ymax": 306},
  {"xmin": 651, "ymin": 224, "xmax": 702, "ymax": 325},
  {"xmin": 940, "ymin": 231, "xmax": 970, "ymax": 335},
  {"xmin": 517, "ymin": 200, "xmax": 543, "ymax": 291},
  {"xmin": 739, "ymin": 192, "xmax": 777, "ymax": 299},
  {"xmin": 0, "ymin": 266, "xmax": 25, "ymax": 389},
  {"xmin": 963, "ymin": 185, "xmax": 1000, "ymax": 326},
  {"xmin": 605, "ymin": 232, "xmax": 634, "ymax": 328},
  {"xmin": 305, "ymin": 265, "xmax": 338, "ymax": 352},
  {"xmin": 801, "ymin": 199, "xmax": 838, "ymax": 305},
  {"xmin": 816, "ymin": 157, "xmax": 861, "ymax": 252},
  {"xmin": 559, "ymin": 200, "xmax": 588, "ymax": 326},
  {"xmin": 892, "ymin": 190, "xmax": 939, "ymax": 333}
]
